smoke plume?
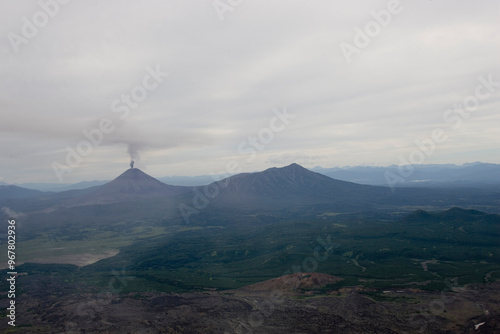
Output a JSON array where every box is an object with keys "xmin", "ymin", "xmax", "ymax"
[
  {"xmin": 127, "ymin": 142, "xmax": 142, "ymax": 168},
  {"xmin": 2, "ymin": 207, "xmax": 25, "ymax": 220}
]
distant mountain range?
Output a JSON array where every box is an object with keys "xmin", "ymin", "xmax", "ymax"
[
  {"xmin": 312, "ymin": 162, "xmax": 500, "ymax": 187},
  {"xmin": 3, "ymin": 162, "xmax": 498, "ymax": 193},
  {"xmin": 0, "ymin": 163, "xmax": 499, "ymax": 221},
  {"xmin": 14, "ymin": 180, "xmax": 109, "ymax": 192}
]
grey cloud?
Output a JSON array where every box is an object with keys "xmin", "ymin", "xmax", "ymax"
[{"xmin": 0, "ymin": 0, "xmax": 499, "ymax": 183}]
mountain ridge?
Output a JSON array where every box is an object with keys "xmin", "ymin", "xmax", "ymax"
[
  {"xmin": 1, "ymin": 164, "xmax": 498, "ymax": 215},
  {"xmin": 4, "ymin": 162, "xmax": 498, "ymax": 192}
]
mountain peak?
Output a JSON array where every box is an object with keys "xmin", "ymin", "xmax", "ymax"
[
  {"xmin": 283, "ymin": 162, "xmax": 304, "ymax": 169},
  {"xmin": 82, "ymin": 168, "xmax": 191, "ymax": 204},
  {"xmin": 207, "ymin": 162, "xmax": 377, "ymax": 208},
  {"xmin": 262, "ymin": 163, "xmax": 310, "ymax": 177},
  {"xmin": 268, "ymin": 163, "xmax": 307, "ymax": 171},
  {"xmin": 115, "ymin": 168, "xmax": 157, "ymax": 181}
]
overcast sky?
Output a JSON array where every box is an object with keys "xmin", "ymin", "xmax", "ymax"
[{"xmin": 1, "ymin": 0, "xmax": 499, "ymax": 184}]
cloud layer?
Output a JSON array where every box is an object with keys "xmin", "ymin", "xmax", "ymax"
[{"xmin": 1, "ymin": 0, "xmax": 499, "ymax": 183}]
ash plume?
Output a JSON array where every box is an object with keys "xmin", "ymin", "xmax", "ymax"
[{"xmin": 127, "ymin": 142, "xmax": 142, "ymax": 168}]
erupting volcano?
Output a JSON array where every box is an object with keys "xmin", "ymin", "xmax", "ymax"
[{"xmin": 80, "ymin": 167, "xmax": 191, "ymax": 204}]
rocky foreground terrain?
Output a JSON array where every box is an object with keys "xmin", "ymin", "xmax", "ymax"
[{"xmin": 1, "ymin": 273, "xmax": 499, "ymax": 333}]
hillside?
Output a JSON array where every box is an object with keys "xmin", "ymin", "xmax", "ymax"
[
  {"xmin": 240, "ymin": 272, "xmax": 343, "ymax": 292},
  {"xmin": 0, "ymin": 185, "xmax": 47, "ymax": 199}
]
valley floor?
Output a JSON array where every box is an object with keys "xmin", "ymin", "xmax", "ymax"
[{"xmin": 1, "ymin": 277, "xmax": 499, "ymax": 333}]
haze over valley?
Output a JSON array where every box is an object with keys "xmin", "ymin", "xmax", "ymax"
[{"xmin": 0, "ymin": 163, "xmax": 499, "ymax": 332}]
